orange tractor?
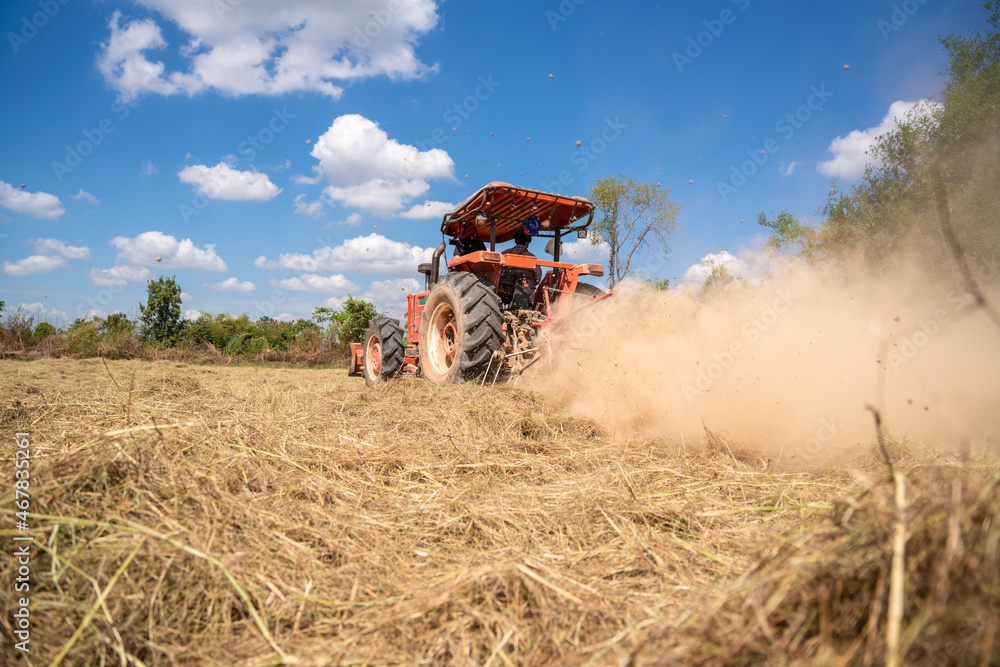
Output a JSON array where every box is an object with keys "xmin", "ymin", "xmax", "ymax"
[{"xmin": 349, "ymin": 182, "xmax": 610, "ymax": 385}]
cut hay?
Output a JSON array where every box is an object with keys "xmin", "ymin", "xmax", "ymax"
[{"xmin": 0, "ymin": 359, "xmax": 996, "ymax": 665}]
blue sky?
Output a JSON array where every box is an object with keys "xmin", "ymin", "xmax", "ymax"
[{"xmin": 0, "ymin": 0, "xmax": 986, "ymax": 325}]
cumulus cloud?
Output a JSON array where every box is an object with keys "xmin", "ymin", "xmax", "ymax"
[
  {"xmin": 2, "ymin": 255, "xmax": 70, "ymax": 276},
  {"xmin": 2, "ymin": 238, "xmax": 91, "ymax": 275},
  {"xmin": 96, "ymin": 1, "xmax": 439, "ymax": 102},
  {"xmin": 16, "ymin": 302, "xmax": 70, "ymax": 325},
  {"xmin": 73, "ymin": 189, "xmax": 100, "ymax": 204},
  {"xmin": 304, "ymin": 114, "xmax": 454, "ymax": 216},
  {"xmin": 183, "ymin": 309, "xmax": 205, "ymax": 321},
  {"xmin": 782, "ymin": 161, "xmax": 801, "ymax": 177},
  {"xmin": 88, "ymin": 265, "xmax": 153, "ymax": 288},
  {"xmin": 362, "ymin": 278, "xmax": 422, "ymax": 313},
  {"xmin": 0, "ymin": 181, "xmax": 65, "ymax": 220},
  {"xmin": 269, "ymin": 273, "xmax": 359, "ymax": 293},
  {"xmin": 558, "ymin": 238, "xmax": 610, "ymax": 264},
  {"xmin": 255, "ymin": 233, "xmax": 432, "ymax": 277},
  {"xmin": 110, "ymin": 231, "xmax": 227, "ymax": 271},
  {"xmin": 817, "ymin": 100, "xmax": 941, "ymax": 180},
  {"xmin": 30, "ymin": 238, "xmax": 91, "ymax": 259},
  {"xmin": 178, "ymin": 162, "xmax": 281, "ymax": 201},
  {"xmin": 682, "ymin": 250, "xmax": 776, "ymax": 286},
  {"xmin": 293, "ymin": 194, "xmax": 324, "ymax": 218},
  {"xmin": 204, "ymin": 277, "xmax": 255, "ymax": 292},
  {"xmin": 399, "ymin": 200, "xmax": 454, "ymax": 219}
]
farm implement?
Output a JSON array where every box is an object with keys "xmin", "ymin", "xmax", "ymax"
[{"xmin": 349, "ymin": 182, "xmax": 611, "ymax": 385}]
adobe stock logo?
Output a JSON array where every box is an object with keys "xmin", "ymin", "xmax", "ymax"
[
  {"xmin": 716, "ymin": 85, "xmax": 832, "ymax": 202},
  {"xmin": 672, "ymin": 0, "xmax": 751, "ymax": 73}
]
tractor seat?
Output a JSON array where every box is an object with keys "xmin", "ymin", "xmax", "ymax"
[{"xmin": 497, "ymin": 267, "xmax": 538, "ymax": 310}]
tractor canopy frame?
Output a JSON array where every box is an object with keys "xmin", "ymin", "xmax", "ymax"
[{"xmin": 428, "ymin": 182, "xmax": 596, "ymax": 288}]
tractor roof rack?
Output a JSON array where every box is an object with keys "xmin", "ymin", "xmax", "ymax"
[{"xmin": 441, "ymin": 182, "xmax": 595, "ymax": 245}]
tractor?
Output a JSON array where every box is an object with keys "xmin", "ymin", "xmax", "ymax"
[{"xmin": 348, "ymin": 182, "xmax": 610, "ymax": 385}]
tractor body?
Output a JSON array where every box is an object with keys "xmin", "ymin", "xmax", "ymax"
[{"xmin": 349, "ymin": 182, "xmax": 611, "ymax": 385}]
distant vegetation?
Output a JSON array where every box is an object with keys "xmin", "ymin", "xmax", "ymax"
[
  {"xmin": 0, "ymin": 277, "xmax": 382, "ymax": 366},
  {"xmin": 758, "ymin": 2, "xmax": 1000, "ymax": 273}
]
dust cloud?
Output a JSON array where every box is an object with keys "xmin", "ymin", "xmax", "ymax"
[{"xmin": 531, "ymin": 256, "xmax": 1000, "ymax": 466}]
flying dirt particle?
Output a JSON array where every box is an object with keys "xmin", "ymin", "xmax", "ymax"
[
  {"xmin": 452, "ymin": 128, "xmax": 456, "ymax": 132},
  {"xmin": 156, "ymin": 256, "xmax": 162, "ymax": 262},
  {"xmin": 688, "ymin": 179, "xmax": 693, "ymax": 184},
  {"xmin": 527, "ymin": 137, "xmax": 531, "ymax": 141},
  {"xmin": 549, "ymin": 74, "xmax": 554, "ymax": 80},
  {"xmin": 575, "ymin": 140, "xmax": 582, "ymax": 146},
  {"xmin": 843, "ymin": 64, "xmax": 850, "ymax": 69},
  {"xmin": 369, "ymin": 11, "xmax": 374, "ymax": 16},
  {"xmin": 723, "ymin": 114, "xmax": 728, "ymax": 118},
  {"xmin": 490, "ymin": 132, "xmax": 494, "ymax": 136},
  {"xmin": 656, "ymin": 182, "xmax": 661, "ymax": 186},
  {"xmin": 465, "ymin": 174, "xmax": 469, "ymax": 178},
  {"xmin": 697, "ymin": 118, "xmax": 701, "ymax": 122},
  {"xmin": 401, "ymin": 286, "xmax": 406, "ymax": 290},
  {"xmin": 21, "ymin": 184, "xmax": 26, "ymax": 188},
  {"xmin": 373, "ymin": 225, "xmax": 377, "ymax": 229},
  {"xmin": 305, "ymin": 139, "xmax": 311, "ymax": 144},
  {"xmin": 740, "ymin": 219, "xmax": 744, "ymax": 223}
]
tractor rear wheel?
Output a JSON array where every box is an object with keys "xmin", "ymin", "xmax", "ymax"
[
  {"xmin": 419, "ymin": 271, "xmax": 503, "ymax": 384},
  {"xmin": 362, "ymin": 317, "xmax": 405, "ymax": 387}
]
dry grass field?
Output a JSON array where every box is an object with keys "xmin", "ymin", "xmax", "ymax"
[{"xmin": 1, "ymin": 358, "xmax": 998, "ymax": 665}]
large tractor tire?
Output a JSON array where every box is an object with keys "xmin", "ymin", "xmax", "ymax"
[
  {"xmin": 418, "ymin": 271, "xmax": 503, "ymax": 384},
  {"xmin": 361, "ymin": 317, "xmax": 405, "ymax": 387}
]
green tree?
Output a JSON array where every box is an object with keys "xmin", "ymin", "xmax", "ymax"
[
  {"xmin": 589, "ymin": 175, "xmax": 681, "ymax": 288},
  {"xmin": 646, "ymin": 277, "xmax": 670, "ymax": 291},
  {"xmin": 139, "ymin": 276, "xmax": 183, "ymax": 345},
  {"xmin": 814, "ymin": 2, "xmax": 1000, "ymax": 267},
  {"xmin": 312, "ymin": 297, "xmax": 380, "ymax": 344},
  {"xmin": 31, "ymin": 322, "xmax": 56, "ymax": 344},
  {"xmin": 757, "ymin": 209, "xmax": 816, "ymax": 256}
]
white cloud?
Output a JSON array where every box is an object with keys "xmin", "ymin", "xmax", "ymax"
[
  {"xmin": 204, "ymin": 277, "xmax": 255, "ymax": 292},
  {"xmin": 183, "ymin": 309, "xmax": 205, "ymax": 321},
  {"xmin": 399, "ymin": 200, "xmax": 454, "ymax": 219},
  {"xmin": 558, "ymin": 238, "xmax": 609, "ymax": 264},
  {"xmin": 110, "ymin": 231, "xmax": 227, "ymax": 271},
  {"xmin": 140, "ymin": 160, "xmax": 159, "ymax": 176},
  {"xmin": 362, "ymin": 277, "xmax": 421, "ymax": 313},
  {"xmin": 782, "ymin": 161, "xmax": 801, "ymax": 177},
  {"xmin": 88, "ymin": 265, "xmax": 152, "ymax": 288},
  {"xmin": 255, "ymin": 233, "xmax": 432, "ymax": 277},
  {"xmin": 275, "ymin": 312, "xmax": 297, "ymax": 322},
  {"xmin": 17, "ymin": 302, "xmax": 70, "ymax": 325},
  {"xmin": 30, "ymin": 238, "xmax": 91, "ymax": 259},
  {"xmin": 293, "ymin": 194, "xmax": 324, "ymax": 218},
  {"xmin": 0, "ymin": 181, "xmax": 65, "ymax": 220},
  {"xmin": 682, "ymin": 250, "xmax": 776, "ymax": 286},
  {"xmin": 2, "ymin": 255, "xmax": 70, "ymax": 276},
  {"xmin": 73, "ymin": 189, "xmax": 100, "ymax": 204},
  {"xmin": 178, "ymin": 162, "xmax": 281, "ymax": 201},
  {"xmin": 269, "ymin": 273, "xmax": 359, "ymax": 293},
  {"xmin": 817, "ymin": 100, "xmax": 941, "ymax": 180},
  {"xmin": 96, "ymin": 2, "xmax": 439, "ymax": 102},
  {"xmin": 306, "ymin": 114, "xmax": 454, "ymax": 216},
  {"xmin": 180, "ymin": 291, "xmax": 192, "ymax": 301}
]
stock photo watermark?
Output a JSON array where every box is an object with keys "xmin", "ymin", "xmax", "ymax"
[
  {"xmin": 716, "ymin": 84, "xmax": 833, "ymax": 202},
  {"xmin": 11, "ymin": 431, "xmax": 35, "ymax": 654},
  {"xmin": 681, "ymin": 286, "xmax": 798, "ymax": 402},
  {"xmin": 545, "ymin": 0, "xmax": 586, "ymax": 31},
  {"xmin": 179, "ymin": 106, "xmax": 295, "ymax": 223},
  {"xmin": 878, "ymin": 0, "xmax": 929, "ymax": 40},
  {"xmin": 672, "ymin": 0, "xmax": 752, "ymax": 73},
  {"xmin": 540, "ymin": 117, "xmax": 628, "ymax": 191},
  {"xmin": 7, "ymin": 0, "xmax": 71, "ymax": 54}
]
